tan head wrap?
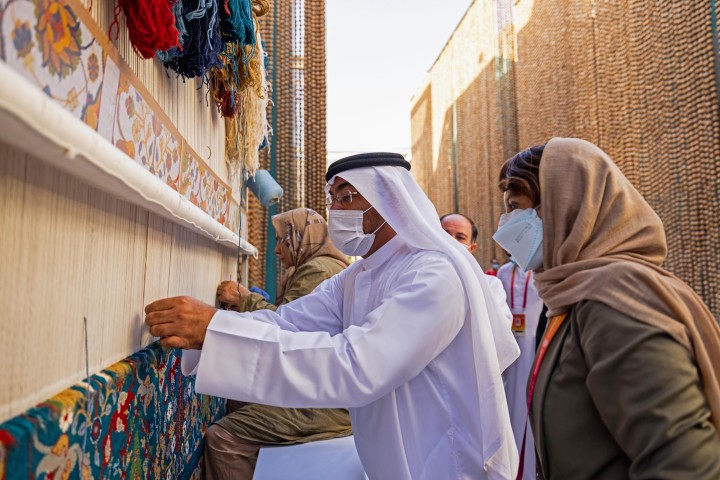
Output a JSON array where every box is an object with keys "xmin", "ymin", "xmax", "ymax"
[
  {"xmin": 534, "ymin": 137, "xmax": 720, "ymax": 431},
  {"xmin": 271, "ymin": 208, "xmax": 348, "ymax": 303}
]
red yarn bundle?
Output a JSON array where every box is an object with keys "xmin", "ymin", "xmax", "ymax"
[{"xmin": 118, "ymin": 0, "xmax": 181, "ymax": 59}]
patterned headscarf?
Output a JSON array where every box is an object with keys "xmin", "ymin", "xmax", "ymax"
[
  {"xmin": 271, "ymin": 208, "xmax": 348, "ymax": 303},
  {"xmin": 534, "ymin": 137, "xmax": 720, "ymax": 432}
]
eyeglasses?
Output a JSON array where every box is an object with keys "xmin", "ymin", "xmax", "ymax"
[{"xmin": 325, "ymin": 190, "xmax": 360, "ymax": 207}]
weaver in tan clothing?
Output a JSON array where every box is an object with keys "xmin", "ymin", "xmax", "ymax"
[
  {"xmin": 494, "ymin": 138, "xmax": 720, "ymax": 480},
  {"xmin": 207, "ymin": 208, "xmax": 351, "ymax": 480}
]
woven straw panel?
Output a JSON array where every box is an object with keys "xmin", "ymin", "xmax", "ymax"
[
  {"xmin": 411, "ymin": 0, "xmax": 720, "ymax": 317},
  {"xmin": 249, "ymin": 0, "xmax": 328, "ymax": 290},
  {"xmin": 410, "ymin": 0, "xmax": 518, "ymax": 268},
  {"xmin": 304, "ymin": 0, "xmax": 328, "ymax": 217},
  {"xmin": 515, "ymin": 0, "xmax": 720, "ymax": 316}
]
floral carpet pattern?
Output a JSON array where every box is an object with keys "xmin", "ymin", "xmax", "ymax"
[
  {"xmin": 0, "ymin": 343, "xmax": 224, "ymax": 479},
  {"xmin": 0, "ymin": 0, "xmax": 238, "ymax": 233}
]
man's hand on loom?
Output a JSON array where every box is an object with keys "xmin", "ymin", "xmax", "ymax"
[{"xmin": 144, "ymin": 296, "xmax": 217, "ymax": 349}]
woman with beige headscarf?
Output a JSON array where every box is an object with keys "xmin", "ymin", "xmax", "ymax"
[
  {"xmin": 494, "ymin": 138, "xmax": 720, "ymax": 480},
  {"xmin": 207, "ymin": 208, "xmax": 351, "ymax": 480},
  {"xmin": 217, "ymin": 207, "xmax": 349, "ymax": 310}
]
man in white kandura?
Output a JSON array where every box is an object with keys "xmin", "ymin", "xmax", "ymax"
[{"xmin": 145, "ymin": 153, "xmax": 520, "ymax": 479}]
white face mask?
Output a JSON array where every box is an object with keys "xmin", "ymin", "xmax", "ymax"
[
  {"xmin": 492, "ymin": 207, "xmax": 543, "ymax": 272},
  {"xmin": 328, "ymin": 206, "xmax": 386, "ymax": 257}
]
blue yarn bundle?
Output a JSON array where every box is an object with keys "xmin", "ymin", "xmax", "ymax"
[
  {"xmin": 162, "ymin": 0, "xmax": 223, "ymax": 80},
  {"xmin": 156, "ymin": 0, "xmax": 188, "ymax": 62},
  {"xmin": 219, "ymin": 0, "xmax": 256, "ymax": 46}
]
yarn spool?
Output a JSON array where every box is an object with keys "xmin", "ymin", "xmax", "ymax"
[{"xmin": 246, "ymin": 169, "xmax": 283, "ymax": 207}]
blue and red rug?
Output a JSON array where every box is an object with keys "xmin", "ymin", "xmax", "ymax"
[{"xmin": 0, "ymin": 343, "xmax": 224, "ymax": 479}]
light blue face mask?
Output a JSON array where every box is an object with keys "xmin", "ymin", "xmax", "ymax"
[{"xmin": 492, "ymin": 207, "xmax": 543, "ymax": 272}]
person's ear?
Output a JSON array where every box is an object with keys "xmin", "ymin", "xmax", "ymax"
[{"xmin": 468, "ymin": 243, "xmax": 478, "ymax": 253}]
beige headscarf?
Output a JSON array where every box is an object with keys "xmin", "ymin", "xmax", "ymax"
[
  {"xmin": 534, "ymin": 137, "xmax": 720, "ymax": 431},
  {"xmin": 272, "ymin": 208, "xmax": 349, "ymax": 303}
]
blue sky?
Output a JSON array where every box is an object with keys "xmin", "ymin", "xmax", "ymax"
[{"xmin": 326, "ymin": 0, "xmax": 473, "ymax": 161}]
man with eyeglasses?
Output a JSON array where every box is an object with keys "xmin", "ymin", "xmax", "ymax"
[{"xmin": 145, "ymin": 153, "xmax": 520, "ymax": 479}]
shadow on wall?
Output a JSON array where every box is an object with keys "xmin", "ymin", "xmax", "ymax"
[
  {"xmin": 411, "ymin": 56, "xmax": 524, "ymax": 268},
  {"xmin": 513, "ymin": 0, "xmax": 720, "ymax": 318}
]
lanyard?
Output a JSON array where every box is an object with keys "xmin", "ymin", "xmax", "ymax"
[
  {"xmin": 527, "ymin": 313, "xmax": 567, "ymax": 407},
  {"xmin": 516, "ymin": 312, "xmax": 568, "ymax": 480},
  {"xmin": 510, "ymin": 264, "xmax": 531, "ymax": 310}
]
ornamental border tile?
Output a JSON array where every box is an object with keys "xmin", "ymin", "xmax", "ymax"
[{"xmin": 0, "ymin": 0, "xmax": 239, "ymax": 233}]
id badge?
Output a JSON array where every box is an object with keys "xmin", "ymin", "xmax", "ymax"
[{"xmin": 512, "ymin": 313, "xmax": 526, "ymax": 336}]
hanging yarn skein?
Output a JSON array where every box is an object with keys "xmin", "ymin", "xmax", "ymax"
[
  {"xmin": 162, "ymin": 0, "xmax": 223, "ymax": 80},
  {"xmin": 211, "ymin": 42, "xmax": 244, "ymax": 117},
  {"xmin": 251, "ymin": 0, "xmax": 270, "ymax": 18},
  {"xmin": 219, "ymin": 0, "xmax": 256, "ymax": 46},
  {"xmin": 117, "ymin": 0, "xmax": 180, "ymax": 59},
  {"xmin": 156, "ymin": 0, "xmax": 188, "ymax": 62},
  {"xmin": 211, "ymin": 0, "xmax": 269, "ymax": 117},
  {"xmin": 225, "ymin": 116, "xmax": 242, "ymax": 187},
  {"xmin": 221, "ymin": 34, "xmax": 269, "ymax": 182},
  {"xmin": 242, "ymin": 29, "xmax": 271, "ymax": 174},
  {"xmin": 212, "ymin": 0, "xmax": 271, "ymax": 181}
]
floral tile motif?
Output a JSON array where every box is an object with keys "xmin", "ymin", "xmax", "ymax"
[
  {"xmin": 2, "ymin": 0, "xmax": 105, "ymax": 126},
  {"xmin": 0, "ymin": 0, "xmax": 239, "ymax": 234},
  {"xmin": 113, "ymin": 77, "xmax": 182, "ymax": 192},
  {"xmin": 0, "ymin": 343, "xmax": 224, "ymax": 480}
]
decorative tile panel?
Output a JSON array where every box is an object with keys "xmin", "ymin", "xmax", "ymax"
[{"xmin": 0, "ymin": 0, "xmax": 239, "ymax": 233}]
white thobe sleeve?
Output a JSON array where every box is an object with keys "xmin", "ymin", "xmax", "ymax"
[
  {"xmin": 273, "ymin": 271, "xmax": 346, "ymax": 334},
  {"xmin": 485, "ymin": 274, "xmax": 513, "ymax": 327},
  {"xmin": 181, "ymin": 272, "xmax": 345, "ymax": 375},
  {"xmin": 185, "ymin": 254, "xmax": 466, "ymax": 408}
]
